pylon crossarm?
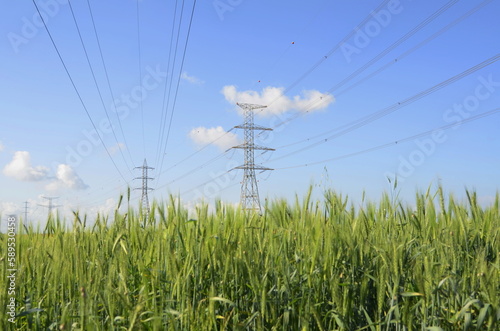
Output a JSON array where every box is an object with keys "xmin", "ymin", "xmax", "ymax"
[
  {"xmin": 232, "ymin": 165, "xmax": 273, "ymax": 171},
  {"xmin": 231, "ymin": 144, "xmax": 275, "ymax": 151},
  {"xmin": 236, "ymin": 102, "xmax": 267, "ymax": 110},
  {"xmin": 234, "ymin": 124, "xmax": 272, "ymax": 131}
]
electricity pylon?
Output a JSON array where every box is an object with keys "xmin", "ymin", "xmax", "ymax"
[
  {"xmin": 23, "ymin": 201, "xmax": 29, "ymax": 223},
  {"xmin": 231, "ymin": 103, "xmax": 274, "ymax": 212},
  {"xmin": 135, "ymin": 159, "xmax": 154, "ymax": 220},
  {"xmin": 38, "ymin": 196, "xmax": 60, "ymax": 216}
]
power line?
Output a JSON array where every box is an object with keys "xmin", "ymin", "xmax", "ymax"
[
  {"xmin": 153, "ymin": 0, "xmax": 363, "ymax": 179},
  {"xmin": 263, "ymin": 0, "xmax": 463, "ymax": 132},
  {"xmin": 153, "ymin": 0, "xmax": 403, "ymax": 193},
  {"xmin": 151, "ymin": 0, "xmax": 325, "ymax": 174},
  {"xmin": 31, "ymin": 0, "xmax": 496, "ymax": 213},
  {"xmin": 266, "ymin": 53, "xmax": 500, "ymax": 163},
  {"xmin": 258, "ymin": 0, "xmax": 393, "ymax": 111},
  {"xmin": 136, "ymin": 0, "xmax": 146, "ymax": 157},
  {"xmin": 153, "ymin": 128, "xmax": 235, "ymax": 189},
  {"xmin": 183, "ymin": 178, "xmax": 241, "ymax": 201},
  {"xmin": 29, "ymin": 205, "xmax": 42, "ymax": 227},
  {"xmin": 82, "ymin": 129, "xmax": 234, "ymax": 207},
  {"xmin": 153, "ymin": 1, "xmax": 387, "ymax": 195},
  {"xmin": 155, "ymin": 150, "xmax": 229, "ymax": 191},
  {"xmin": 31, "ymin": 0, "xmax": 127, "ymax": 182},
  {"xmin": 156, "ymin": 0, "xmax": 198, "ymax": 186},
  {"xmin": 67, "ymin": 0, "xmax": 134, "ymax": 175},
  {"xmin": 155, "ymin": 0, "xmax": 365, "ymax": 192},
  {"xmin": 327, "ymin": 0, "xmax": 459, "ymax": 97},
  {"xmin": 155, "ymin": 0, "xmax": 185, "ymax": 170},
  {"xmin": 85, "ymin": 0, "xmax": 136, "ymax": 166},
  {"xmin": 66, "ymin": 175, "xmax": 134, "ymax": 209},
  {"xmin": 273, "ymin": 108, "xmax": 500, "ymax": 170},
  {"xmin": 333, "ymin": 0, "xmax": 494, "ymax": 99},
  {"xmin": 165, "ymin": 0, "xmax": 464, "ymax": 203},
  {"xmin": 155, "ymin": 0, "xmax": 180, "ymax": 168},
  {"xmin": 248, "ymin": 0, "xmax": 329, "ymax": 89},
  {"xmin": 155, "ymin": 1, "xmax": 395, "ymax": 196},
  {"xmin": 180, "ymin": 170, "xmax": 232, "ymax": 197}
]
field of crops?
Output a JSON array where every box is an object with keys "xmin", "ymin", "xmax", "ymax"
[{"xmin": 1, "ymin": 187, "xmax": 499, "ymax": 330}]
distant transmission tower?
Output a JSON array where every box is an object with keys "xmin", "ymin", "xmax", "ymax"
[
  {"xmin": 23, "ymin": 201, "xmax": 29, "ymax": 223},
  {"xmin": 135, "ymin": 159, "xmax": 154, "ymax": 219},
  {"xmin": 231, "ymin": 103, "xmax": 274, "ymax": 212},
  {"xmin": 38, "ymin": 196, "xmax": 60, "ymax": 216}
]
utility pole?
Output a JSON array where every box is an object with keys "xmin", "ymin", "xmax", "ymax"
[
  {"xmin": 231, "ymin": 103, "xmax": 274, "ymax": 212},
  {"xmin": 135, "ymin": 159, "xmax": 154, "ymax": 220},
  {"xmin": 38, "ymin": 196, "xmax": 60, "ymax": 216},
  {"xmin": 23, "ymin": 201, "xmax": 29, "ymax": 223}
]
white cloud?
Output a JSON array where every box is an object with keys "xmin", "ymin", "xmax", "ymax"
[
  {"xmin": 2, "ymin": 151, "xmax": 88, "ymax": 192},
  {"xmin": 71, "ymin": 198, "xmax": 117, "ymax": 219},
  {"xmin": 181, "ymin": 72, "xmax": 204, "ymax": 85},
  {"xmin": 0, "ymin": 141, "xmax": 4, "ymax": 152},
  {"xmin": 0, "ymin": 202, "xmax": 19, "ymax": 215},
  {"xmin": 46, "ymin": 164, "xmax": 88, "ymax": 191},
  {"xmin": 222, "ymin": 85, "xmax": 334, "ymax": 116},
  {"xmin": 96, "ymin": 198, "xmax": 117, "ymax": 215},
  {"xmin": 109, "ymin": 143, "xmax": 126, "ymax": 155},
  {"xmin": 3, "ymin": 151, "xmax": 49, "ymax": 181},
  {"xmin": 189, "ymin": 126, "xmax": 240, "ymax": 151}
]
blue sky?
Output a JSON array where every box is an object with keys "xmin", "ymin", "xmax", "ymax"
[{"xmin": 1, "ymin": 0, "xmax": 499, "ymax": 226}]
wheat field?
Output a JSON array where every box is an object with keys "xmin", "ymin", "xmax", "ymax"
[{"xmin": 1, "ymin": 187, "xmax": 499, "ymax": 330}]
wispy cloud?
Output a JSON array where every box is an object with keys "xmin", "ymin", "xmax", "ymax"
[
  {"xmin": 109, "ymin": 143, "xmax": 126, "ymax": 156},
  {"xmin": 0, "ymin": 141, "xmax": 4, "ymax": 152},
  {"xmin": 222, "ymin": 85, "xmax": 334, "ymax": 116},
  {"xmin": 46, "ymin": 164, "xmax": 88, "ymax": 191},
  {"xmin": 0, "ymin": 201, "xmax": 19, "ymax": 215},
  {"xmin": 181, "ymin": 72, "xmax": 204, "ymax": 85},
  {"xmin": 3, "ymin": 151, "xmax": 49, "ymax": 181},
  {"xmin": 188, "ymin": 126, "xmax": 240, "ymax": 151}
]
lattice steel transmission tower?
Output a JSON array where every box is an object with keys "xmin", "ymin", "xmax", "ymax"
[
  {"xmin": 23, "ymin": 201, "xmax": 29, "ymax": 223},
  {"xmin": 135, "ymin": 159, "xmax": 154, "ymax": 219},
  {"xmin": 231, "ymin": 103, "xmax": 274, "ymax": 212},
  {"xmin": 38, "ymin": 196, "xmax": 60, "ymax": 216}
]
